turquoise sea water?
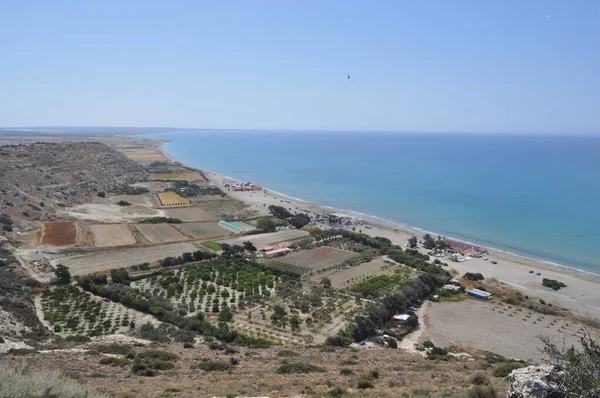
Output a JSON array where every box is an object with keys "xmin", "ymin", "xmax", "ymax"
[{"xmin": 140, "ymin": 131, "xmax": 600, "ymax": 275}]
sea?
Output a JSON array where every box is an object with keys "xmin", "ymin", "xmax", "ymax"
[{"xmin": 139, "ymin": 131, "xmax": 600, "ymax": 276}]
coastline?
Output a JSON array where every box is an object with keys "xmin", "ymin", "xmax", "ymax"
[{"xmin": 154, "ymin": 138, "xmax": 600, "ymax": 321}]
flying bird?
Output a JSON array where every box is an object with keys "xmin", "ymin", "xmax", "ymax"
[{"xmin": 347, "ymin": 74, "xmax": 351, "ymax": 79}]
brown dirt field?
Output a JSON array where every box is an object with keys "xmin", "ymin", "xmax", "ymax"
[
  {"xmin": 281, "ymin": 246, "xmax": 358, "ymax": 270},
  {"xmin": 121, "ymin": 149, "xmax": 168, "ymax": 162},
  {"xmin": 308, "ymin": 256, "xmax": 392, "ymax": 288},
  {"xmin": 90, "ymin": 224, "xmax": 137, "ymax": 247},
  {"xmin": 157, "ymin": 191, "xmax": 190, "ymax": 207},
  {"xmin": 134, "ymin": 224, "xmax": 189, "ymax": 243},
  {"xmin": 178, "ymin": 222, "xmax": 230, "ymax": 239},
  {"xmin": 0, "ymin": 344, "xmax": 510, "ymax": 397},
  {"xmin": 55, "ymin": 242, "xmax": 199, "ymax": 275},
  {"xmin": 151, "ymin": 172, "xmax": 205, "ymax": 182},
  {"xmin": 164, "ymin": 207, "xmax": 217, "ymax": 221},
  {"xmin": 42, "ymin": 222, "xmax": 76, "ymax": 246},
  {"xmin": 219, "ymin": 230, "xmax": 310, "ymax": 248},
  {"xmin": 424, "ymin": 300, "xmax": 600, "ymax": 363}
]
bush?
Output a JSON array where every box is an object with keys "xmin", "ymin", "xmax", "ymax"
[
  {"xmin": 328, "ymin": 386, "xmax": 345, "ymax": 397},
  {"xmin": 340, "ymin": 368, "xmax": 353, "ymax": 375},
  {"xmin": 97, "ymin": 191, "xmax": 106, "ymax": 198},
  {"xmin": 464, "ymin": 272, "xmax": 485, "ymax": 282},
  {"xmin": 275, "ymin": 363, "xmax": 326, "ymax": 374},
  {"xmin": 422, "ymin": 340, "xmax": 435, "ymax": 349},
  {"xmin": 150, "ymin": 361, "xmax": 174, "ymax": 370},
  {"xmin": 183, "ymin": 342, "xmax": 194, "ymax": 349},
  {"xmin": 369, "ymin": 370, "xmax": 380, "ymax": 379},
  {"xmin": 493, "ymin": 362, "xmax": 527, "ymax": 378},
  {"xmin": 137, "ymin": 350, "xmax": 178, "ymax": 362},
  {"xmin": 197, "ymin": 360, "xmax": 232, "ymax": 372},
  {"xmin": 116, "ymin": 200, "xmax": 131, "ymax": 206},
  {"xmin": 467, "ymin": 385, "xmax": 499, "ymax": 398},
  {"xmin": 471, "ymin": 373, "xmax": 490, "ymax": 385},
  {"xmin": 0, "ymin": 367, "xmax": 107, "ymax": 398},
  {"xmin": 542, "ymin": 278, "xmax": 567, "ymax": 290},
  {"xmin": 277, "ymin": 350, "xmax": 300, "ymax": 357},
  {"xmin": 357, "ymin": 379, "xmax": 374, "ymax": 389},
  {"xmin": 99, "ymin": 357, "xmax": 131, "ymax": 367}
]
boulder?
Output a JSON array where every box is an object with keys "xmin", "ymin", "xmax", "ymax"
[{"xmin": 507, "ymin": 365, "xmax": 565, "ymax": 398}]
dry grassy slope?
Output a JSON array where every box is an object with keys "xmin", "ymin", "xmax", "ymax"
[
  {"xmin": 0, "ymin": 141, "xmax": 146, "ymax": 230},
  {"xmin": 0, "ymin": 343, "xmax": 510, "ymax": 398}
]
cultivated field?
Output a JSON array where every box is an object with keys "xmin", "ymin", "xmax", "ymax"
[
  {"xmin": 157, "ymin": 191, "xmax": 190, "ymax": 207},
  {"xmin": 151, "ymin": 172, "xmax": 205, "ymax": 182},
  {"xmin": 425, "ymin": 300, "xmax": 600, "ymax": 363},
  {"xmin": 280, "ymin": 246, "xmax": 357, "ymax": 271},
  {"xmin": 219, "ymin": 230, "xmax": 310, "ymax": 248},
  {"xmin": 134, "ymin": 224, "xmax": 189, "ymax": 244},
  {"xmin": 178, "ymin": 222, "xmax": 230, "ymax": 238},
  {"xmin": 63, "ymin": 203, "xmax": 161, "ymax": 223},
  {"xmin": 164, "ymin": 207, "xmax": 216, "ymax": 221},
  {"xmin": 120, "ymin": 149, "xmax": 168, "ymax": 165},
  {"xmin": 307, "ymin": 256, "xmax": 393, "ymax": 288},
  {"xmin": 37, "ymin": 286, "xmax": 160, "ymax": 338},
  {"xmin": 54, "ymin": 242, "xmax": 199, "ymax": 275},
  {"xmin": 90, "ymin": 224, "xmax": 137, "ymax": 247},
  {"xmin": 42, "ymin": 222, "xmax": 76, "ymax": 246}
]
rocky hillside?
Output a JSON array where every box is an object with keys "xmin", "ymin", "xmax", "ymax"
[{"xmin": 0, "ymin": 141, "xmax": 146, "ymax": 230}]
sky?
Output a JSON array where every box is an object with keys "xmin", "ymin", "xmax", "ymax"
[{"xmin": 0, "ymin": 1, "xmax": 599, "ymax": 133}]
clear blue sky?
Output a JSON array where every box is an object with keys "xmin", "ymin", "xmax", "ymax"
[{"xmin": 1, "ymin": 1, "xmax": 599, "ymax": 133}]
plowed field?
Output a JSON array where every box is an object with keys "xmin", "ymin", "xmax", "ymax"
[
  {"xmin": 90, "ymin": 224, "xmax": 137, "ymax": 247},
  {"xmin": 281, "ymin": 246, "xmax": 357, "ymax": 270},
  {"xmin": 42, "ymin": 222, "xmax": 76, "ymax": 246}
]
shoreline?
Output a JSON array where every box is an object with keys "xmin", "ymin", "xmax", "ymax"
[
  {"xmin": 150, "ymin": 138, "xmax": 600, "ymax": 321},
  {"xmin": 155, "ymin": 139, "xmax": 600, "ymax": 282}
]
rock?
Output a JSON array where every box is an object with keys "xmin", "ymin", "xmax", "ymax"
[{"xmin": 507, "ymin": 365, "xmax": 565, "ymax": 398}]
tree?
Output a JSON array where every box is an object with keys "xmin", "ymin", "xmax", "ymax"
[
  {"xmin": 256, "ymin": 217, "xmax": 276, "ymax": 232},
  {"xmin": 243, "ymin": 241, "xmax": 257, "ymax": 252},
  {"xmin": 218, "ymin": 305, "xmax": 233, "ymax": 322},
  {"xmin": 540, "ymin": 332, "xmax": 600, "ymax": 397},
  {"xmin": 422, "ymin": 233, "xmax": 436, "ymax": 250},
  {"xmin": 407, "ymin": 236, "xmax": 418, "ymax": 248},
  {"xmin": 289, "ymin": 213, "xmax": 311, "ymax": 229},
  {"xmin": 268, "ymin": 205, "xmax": 293, "ymax": 219},
  {"xmin": 290, "ymin": 314, "xmax": 301, "ymax": 332},
  {"xmin": 54, "ymin": 264, "xmax": 71, "ymax": 284},
  {"xmin": 463, "ymin": 272, "xmax": 484, "ymax": 282},
  {"xmin": 320, "ymin": 277, "xmax": 332, "ymax": 289}
]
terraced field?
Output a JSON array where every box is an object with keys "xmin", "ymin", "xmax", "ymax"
[
  {"xmin": 280, "ymin": 246, "xmax": 357, "ymax": 270},
  {"xmin": 135, "ymin": 224, "xmax": 189, "ymax": 243},
  {"xmin": 90, "ymin": 224, "xmax": 136, "ymax": 247},
  {"xmin": 55, "ymin": 242, "xmax": 199, "ymax": 275},
  {"xmin": 179, "ymin": 222, "xmax": 230, "ymax": 238},
  {"xmin": 42, "ymin": 222, "xmax": 76, "ymax": 246}
]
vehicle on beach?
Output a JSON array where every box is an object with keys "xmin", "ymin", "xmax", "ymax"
[{"xmin": 490, "ymin": 260, "xmax": 497, "ymax": 264}]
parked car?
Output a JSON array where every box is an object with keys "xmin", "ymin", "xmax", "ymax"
[{"xmin": 491, "ymin": 260, "xmax": 498, "ymax": 264}]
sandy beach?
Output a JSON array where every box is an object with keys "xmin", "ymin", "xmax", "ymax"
[{"xmin": 159, "ymin": 142, "xmax": 600, "ymax": 322}]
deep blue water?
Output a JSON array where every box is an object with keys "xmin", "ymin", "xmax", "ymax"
[{"xmin": 140, "ymin": 131, "xmax": 600, "ymax": 274}]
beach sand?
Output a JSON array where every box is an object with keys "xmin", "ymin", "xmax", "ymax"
[{"xmin": 157, "ymin": 142, "xmax": 600, "ymax": 322}]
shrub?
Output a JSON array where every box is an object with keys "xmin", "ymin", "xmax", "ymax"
[
  {"xmin": 116, "ymin": 200, "xmax": 131, "ymax": 206},
  {"xmin": 467, "ymin": 385, "xmax": 499, "ymax": 398},
  {"xmin": 275, "ymin": 363, "xmax": 326, "ymax": 374},
  {"xmin": 328, "ymin": 386, "xmax": 345, "ymax": 397},
  {"xmin": 370, "ymin": 370, "xmax": 380, "ymax": 379},
  {"xmin": 493, "ymin": 362, "xmax": 527, "ymax": 378},
  {"xmin": 97, "ymin": 191, "xmax": 106, "ymax": 198},
  {"xmin": 183, "ymin": 342, "xmax": 194, "ymax": 349},
  {"xmin": 137, "ymin": 350, "xmax": 178, "ymax": 362},
  {"xmin": 0, "ymin": 367, "xmax": 107, "ymax": 398},
  {"xmin": 340, "ymin": 368, "xmax": 353, "ymax": 375},
  {"xmin": 357, "ymin": 379, "xmax": 374, "ymax": 389},
  {"xmin": 277, "ymin": 350, "xmax": 300, "ymax": 357},
  {"xmin": 150, "ymin": 361, "xmax": 174, "ymax": 370},
  {"xmin": 422, "ymin": 340, "xmax": 435, "ymax": 349},
  {"xmin": 197, "ymin": 360, "xmax": 232, "ymax": 372},
  {"xmin": 542, "ymin": 278, "xmax": 567, "ymax": 290},
  {"xmin": 471, "ymin": 373, "xmax": 490, "ymax": 385}
]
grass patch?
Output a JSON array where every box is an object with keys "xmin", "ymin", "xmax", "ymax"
[
  {"xmin": 275, "ymin": 362, "xmax": 326, "ymax": 374},
  {"xmin": 0, "ymin": 367, "xmax": 107, "ymax": 398},
  {"xmin": 99, "ymin": 357, "xmax": 131, "ymax": 367},
  {"xmin": 467, "ymin": 385, "xmax": 500, "ymax": 398},
  {"xmin": 137, "ymin": 350, "xmax": 178, "ymax": 362},
  {"xmin": 203, "ymin": 241, "xmax": 222, "ymax": 251}
]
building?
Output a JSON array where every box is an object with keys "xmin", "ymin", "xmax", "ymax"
[
  {"xmin": 442, "ymin": 284, "xmax": 461, "ymax": 292},
  {"xmin": 388, "ymin": 314, "xmax": 410, "ymax": 323},
  {"xmin": 264, "ymin": 247, "xmax": 291, "ymax": 258},
  {"xmin": 467, "ymin": 288, "xmax": 492, "ymax": 300}
]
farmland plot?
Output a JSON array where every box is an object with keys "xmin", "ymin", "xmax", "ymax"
[
  {"xmin": 55, "ymin": 242, "xmax": 199, "ymax": 275},
  {"xmin": 38, "ymin": 286, "xmax": 160, "ymax": 338},
  {"xmin": 135, "ymin": 224, "xmax": 189, "ymax": 243},
  {"xmin": 280, "ymin": 247, "xmax": 357, "ymax": 271},
  {"xmin": 151, "ymin": 173, "xmax": 205, "ymax": 182},
  {"xmin": 42, "ymin": 222, "xmax": 76, "ymax": 246},
  {"xmin": 90, "ymin": 224, "xmax": 136, "ymax": 247},
  {"xmin": 307, "ymin": 256, "xmax": 394, "ymax": 288},
  {"xmin": 179, "ymin": 222, "xmax": 230, "ymax": 239},
  {"xmin": 219, "ymin": 230, "xmax": 310, "ymax": 248},
  {"xmin": 164, "ymin": 207, "xmax": 216, "ymax": 221}
]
